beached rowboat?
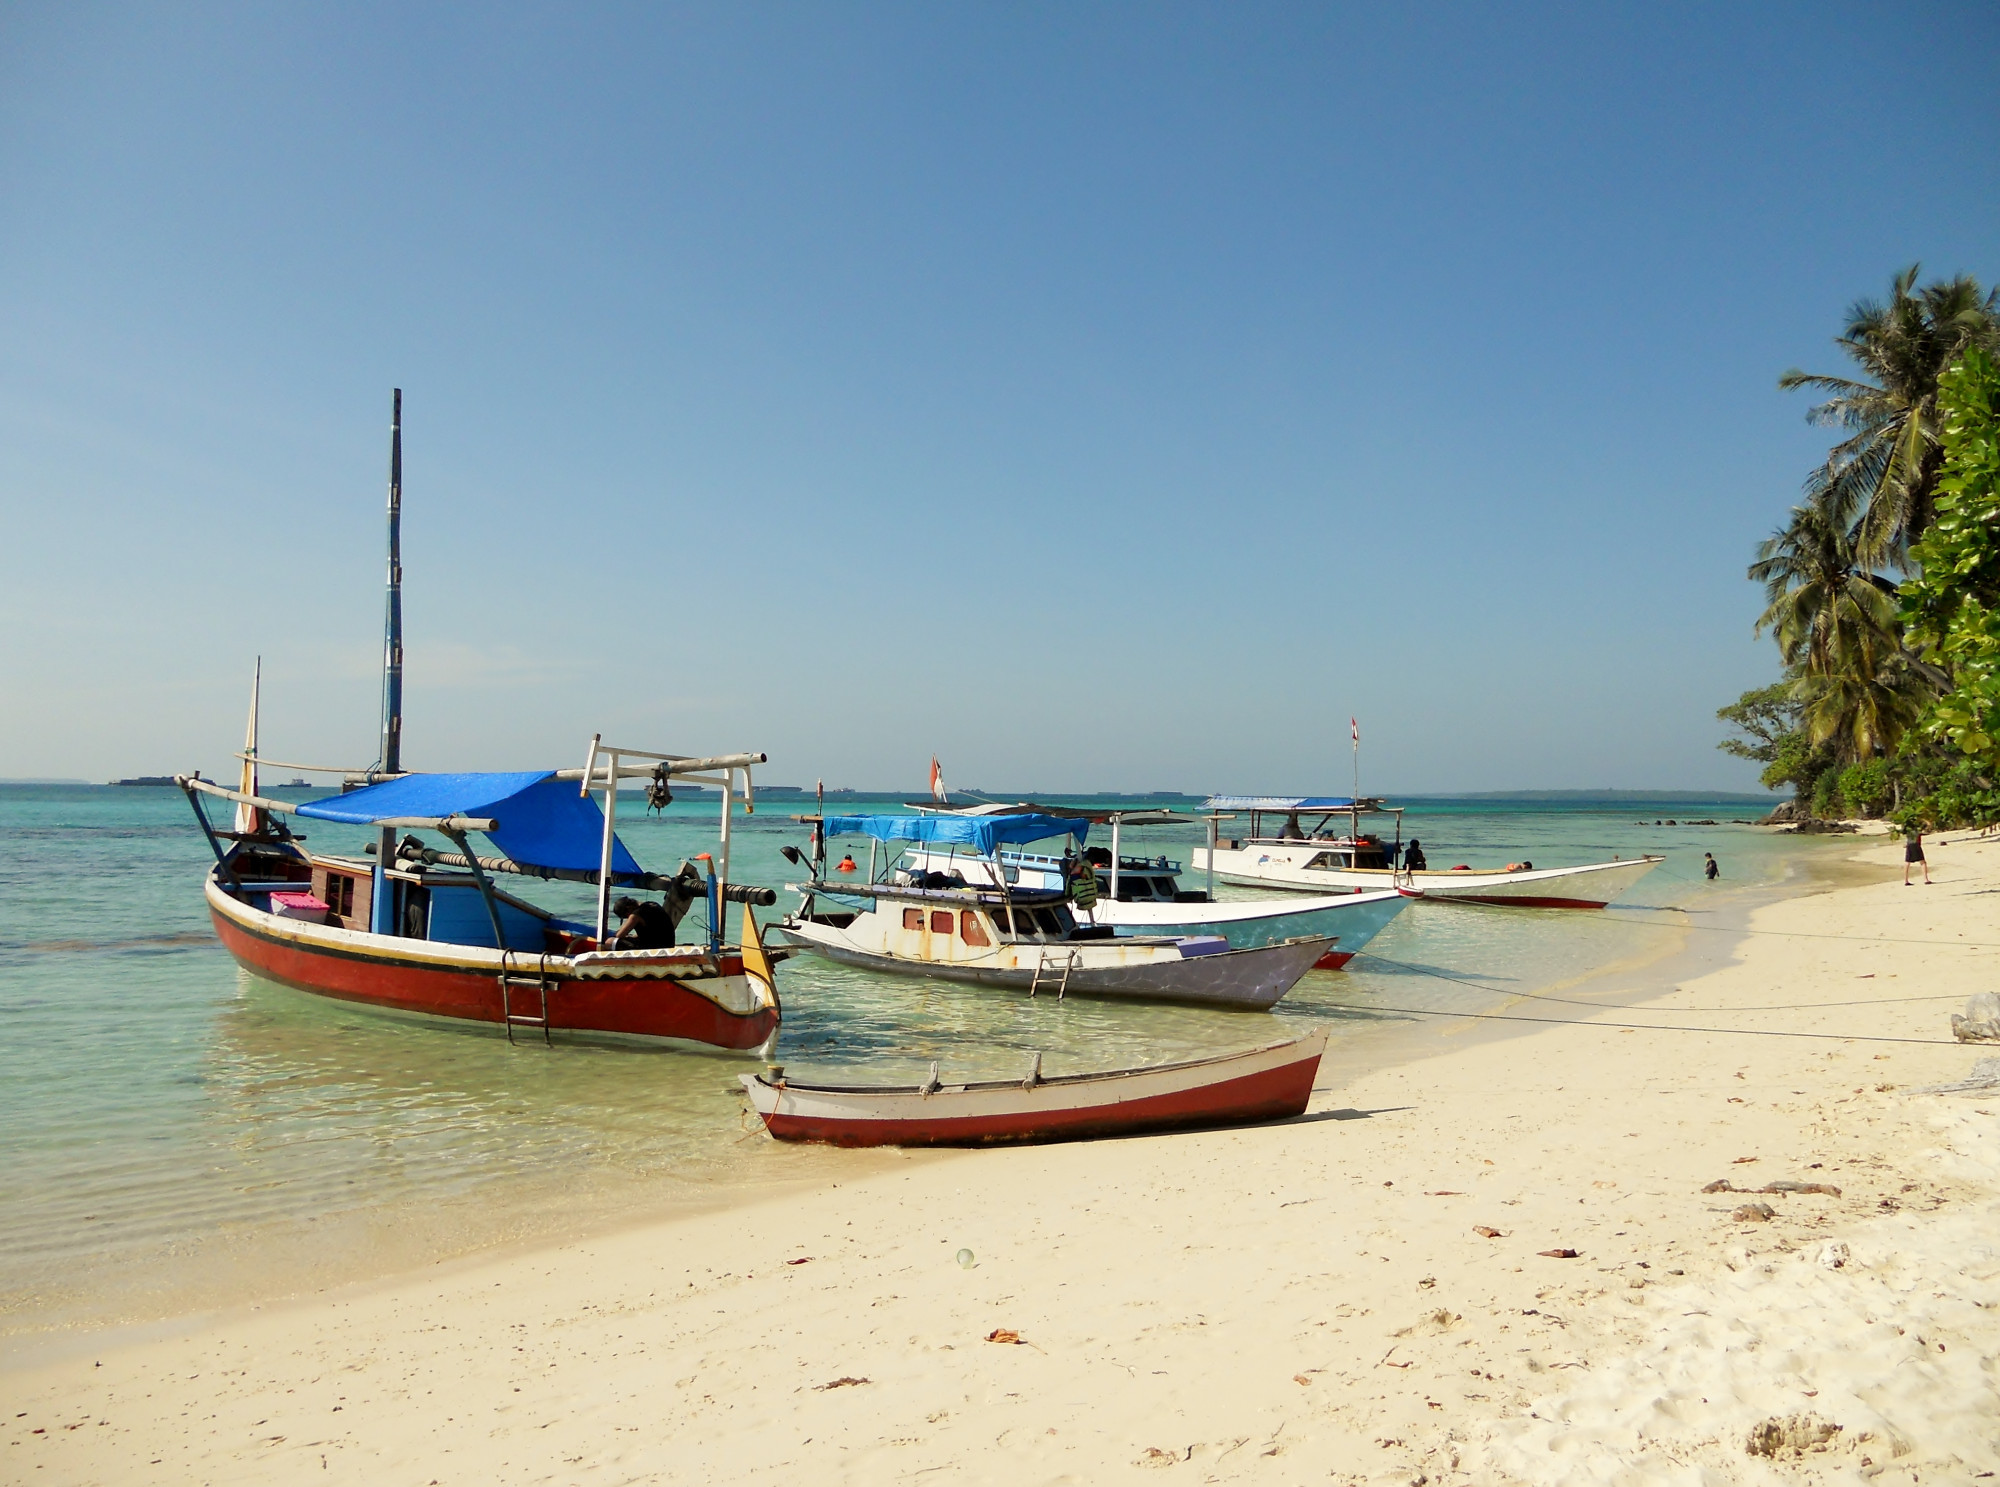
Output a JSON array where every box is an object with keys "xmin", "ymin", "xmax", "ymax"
[{"xmin": 741, "ymin": 1029, "xmax": 1328, "ymax": 1147}]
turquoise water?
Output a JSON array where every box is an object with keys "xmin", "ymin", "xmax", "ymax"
[{"xmin": 0, "ymin": 785, "xmax": 1821, "ymax": 1340}]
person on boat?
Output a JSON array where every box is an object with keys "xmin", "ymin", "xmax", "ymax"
[
  {"xmin": 610, "ymin": 895, "xmax": 676, "ymax": 950},
  {"xmin": 1704, "ymin": 852, "xmax": 1719, "ymax": 881},
  {"xmin": 1904, "ymin": 831, "xmax": 1931, "ymax": 885},
  {"xmin": 1402, "ymin": 838, "xmax": 1427, "ymax": 871},
  {"xmin": 1278, "ymin": 813, "xmax": 1305, "ymax": 841}
]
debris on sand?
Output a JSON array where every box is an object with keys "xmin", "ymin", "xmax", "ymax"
[
  {"xmin": 1745, "ymin": 1413, "xmax": 1841, "ymax": 1457},
  {"xmin": 1950, "ymin": 992, "xmax": 2000, "ymax": 1043}
]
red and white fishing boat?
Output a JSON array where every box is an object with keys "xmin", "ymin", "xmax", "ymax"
[
  {"xmin": 1194, "ymin": 796, "xmax": 1663, "ymax": 909},
  {"xmin": 741, "ymin": 1028, "xmax": 1328, "ymax": 1147},
  {"xmin": 176, "ymin": 392, "xmax": 783, "ymax": 1053}
]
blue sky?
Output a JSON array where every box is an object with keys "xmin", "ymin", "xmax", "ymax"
[{"xmin": 1, "ymin": 4, "xmax": 1995, "ymax": 791}]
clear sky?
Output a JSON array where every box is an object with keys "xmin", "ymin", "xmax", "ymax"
[{"xmin": 1, "ymin": 4, "xmax": 1995, "ymax": 792}]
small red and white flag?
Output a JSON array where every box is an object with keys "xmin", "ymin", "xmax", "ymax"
[
  {"xmin": 1350, "ymin": 717, "xmax": 1359, "ymax": 747},
  {"xmin": 929, "ymin": 755, "xmax": 948, "ymax": 803}
]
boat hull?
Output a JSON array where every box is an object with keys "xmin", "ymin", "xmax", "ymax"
[
  {"xmin": 743, "ymin": 1030, "xmax": 1327, "ymax": 1147},
  {"xmin": 1078, "ymin": 889, "xmax": 1410, "ymax": 968},
  {"xmin": 207, "ymin": 876, "xmax": 779, "ymax": 1051},
  {"xmin": 1192, "ymin": 850, "xmax": 1664, "ymax": 908},
  {"xmin": 776, "ymin": 923, "xmax": 1329, "ymax": 1010}
]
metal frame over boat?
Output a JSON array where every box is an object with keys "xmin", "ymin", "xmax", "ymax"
[
  {"xmin": 1192, "ymin": 796, "xmax": 1663, "ymax": 908},
  {"xmin": 741, "ymin": 1028, "xmax": 1329, "ymax": 1147},
  {"xmin": 780, "ymin": 813, "xmax": 1331, "ymax": 1010}
]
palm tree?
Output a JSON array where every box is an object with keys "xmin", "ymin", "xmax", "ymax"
[
  {"xmin": 1779, "ymin": 265, "xmax": 1998, "ymax": 574},
  {"xmin": 1751, "ymin": 501, "xmax": 1901, "ymax": 677},
  {"xmin": 1751, "ymin": 500, "xmax": 1936, "ymax": 759}
]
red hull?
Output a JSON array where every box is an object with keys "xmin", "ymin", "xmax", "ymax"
[
  {"xmin": 757, "ymin": 1055, "xmax": 1319, "ymax": 1148},
  {"xmin": 211, "ymin": 906, "xmax": 779, "ymax": 1051},
  {"xmin": 1314, "ymin": 948, "xmax": 1354, "ymax": 969},
  {"xmin": 1443, "ymin": 895, "xmax": 1609, "ymax": 909}
]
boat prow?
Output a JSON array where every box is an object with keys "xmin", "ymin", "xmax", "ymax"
[{"xmin": 742, "ymin": 1029, "xmax": 1329, "ymax": 1147}]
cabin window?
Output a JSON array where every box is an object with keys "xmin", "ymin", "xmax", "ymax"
[
  {"xmin": 322, "ymin": 874, "xmax": 355, "ymax": 917},
  {"xmin": 1033, "ymin": 907, "xmax": 1064, "ymax": 935},
  {"xmin": 903, "ymin": 907, "xmax": 923, "ymax": 931},
  {"xmin": 958, "ymin": 910, "xmax": 990, "ymax": 947},
  {"xmin": 929, "ymin": 910, "xmax": 954, "ymax": 935}
]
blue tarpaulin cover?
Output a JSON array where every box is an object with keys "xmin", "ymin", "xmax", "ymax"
[
  {"xmin": 297, "ymin": 772, "xmax": 643, "ymax": 876},
  {"xmin": 823, "ymin": 813, "xmax": 1089, "ymax": 854}
]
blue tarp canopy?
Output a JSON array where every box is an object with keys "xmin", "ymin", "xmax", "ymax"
[
  {"xmin": 823, "ymin": 813, "xmax": 1089, "ymax": 854},
  {"xmin": 297, "ymin": 772, "xmax": 643, "ymax": 876},
  {"xmin": 1202, "ymin": 795, "xmax": 1362, "ymax": 811}
]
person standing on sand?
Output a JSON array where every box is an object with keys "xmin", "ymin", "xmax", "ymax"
[
  {"xmin": 1905, "ymin": 830, "xmax": 1931, "ymax": 885},
  {"xmin": 1704, "ymin": 852, "xmax": 1718, "ymax": 881}
]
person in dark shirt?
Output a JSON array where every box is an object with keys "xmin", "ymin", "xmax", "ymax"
[
  {"xmin": 1704, "ymin": 852, "xmax": 1719, "ymax": 880},
  {"xmin": 611, "ymin": 895, "xmax": 676, "ymax": 950},
  {"xmin": 1402, "ymin": 839, "xmax": 1427, "ymax": 871}
]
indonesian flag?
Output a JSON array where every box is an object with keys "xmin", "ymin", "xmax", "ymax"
[
  {"xmin": 1351, "ymin": 717, "xmax": 1359, "ymax": 746},
  {"xmin": 929, "ymin": 756, "xmax": 948, "ymax": 803}
]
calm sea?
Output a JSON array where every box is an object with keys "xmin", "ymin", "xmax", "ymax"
[{"xmin": 0, "ymin": 785, "xmax": 1830, "ymax": 1343}]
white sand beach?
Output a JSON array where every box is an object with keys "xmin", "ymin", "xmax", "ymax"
[{"xmin": 7, "ymin": 832, "xmax": 1997, "ymax": 1485}]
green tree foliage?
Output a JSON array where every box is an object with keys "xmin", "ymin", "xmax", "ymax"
[
  {"xmin": 1899, "ymin": 343, "xmax": 2000, "ymax": 822},
  {"xmin": 1729, "ymin": 269, "xmax": 1998, "ymax": 814},
  {"xmin": 1781, "ymin": 266, "xmax": 1999, "ymax": 572},
  {"xmin": 1715, "ymin": 681, "xmax": 1800, "ymax": 766}
]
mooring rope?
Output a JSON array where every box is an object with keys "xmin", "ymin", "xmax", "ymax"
[{"xmin": 1348, "ymin": 950, "xmax": 1966, "ymax": 1014}]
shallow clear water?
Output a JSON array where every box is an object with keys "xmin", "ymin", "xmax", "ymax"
[{"xmin": 0, "ymin": 785, "xmax": 1820, "ymax": 1339}]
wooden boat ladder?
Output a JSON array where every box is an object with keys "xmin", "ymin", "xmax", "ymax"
[
  {"xmin": 499, "ymin": 950, "xmax": 555, "ymax": 1045},
  {"xmin": 1029, "ymin": 944, "xmax": 1081, "ymax": 1001}
]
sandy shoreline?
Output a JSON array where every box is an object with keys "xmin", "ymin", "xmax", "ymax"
[{"xmin": 6, "ymin": 833, "xmax": 1996, "ymax": 1485}]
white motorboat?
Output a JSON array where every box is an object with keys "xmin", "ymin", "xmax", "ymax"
[
  {"xmin": 1193, "ymin": 795, "xmax": 1663, "ymax": 908},
  {"xmin": 899, "ymin": 805, "xmax": 1410, "ymax": 968},
  {"xmin": 781, "ymin": 813, "xmax": 1330, "ymax": 1010}
]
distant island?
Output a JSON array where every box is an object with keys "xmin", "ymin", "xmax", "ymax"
[{"xmin": 110, "ymin": 776, "xmax": 181, "ymax": 787}]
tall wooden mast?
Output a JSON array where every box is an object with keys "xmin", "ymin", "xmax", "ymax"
[
  {"xmin": 378, "ymin": 388, "xmax": 403, "ymax": 777},
  {"xmin": 370, "ymin": 390, "xmax": 404, "ymax": 935}
]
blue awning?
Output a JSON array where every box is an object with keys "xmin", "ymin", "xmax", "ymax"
[
  {"xmin": 822, "ymin": 813, "xmax": 1089, "ymax": 854},
  {"xmin": 1202, "ymin": 795, "xmax": 1361, "ymax": 811},
  {"xmin": 297, "ymin": 772, "xmax": 643, "ymax": 876}
]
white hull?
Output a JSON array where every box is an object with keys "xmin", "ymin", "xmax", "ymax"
[
  {"xmin": 1192, "ymin": 848, "xmax": 1663, "ymax": 907},
  {"xmin": 778, "ymin": 897, "xmax": 1329, "ymax": 1010},
  {"xmin": 899, "ymin": 847, "xmax": 1410, "ymax": 953}
]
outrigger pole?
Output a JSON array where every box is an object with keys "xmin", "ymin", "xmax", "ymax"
[{"xmin": 371, "ymin": 389, "xmax": 405, "ymax": 934}]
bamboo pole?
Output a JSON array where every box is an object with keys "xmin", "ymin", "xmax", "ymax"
[
  {"xmin": 594, "ymin": 749, "xmax": 620, "ymax": 943},
  {"xmin": 177, "ymin": 776, "xmax": 496, "ymax": 832},
  {"xmin": 553, "ymin": 750, "xmax": 766, "ymax": 782}
]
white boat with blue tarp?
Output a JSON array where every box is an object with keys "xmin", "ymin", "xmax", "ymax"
[
  {"xmin": 778, "ymin": 813, "xmax": 1329, "ymax": 1010},
  {"xmin": 899, "ymin": 805, "xmax": 1409, "ymax": 968}
]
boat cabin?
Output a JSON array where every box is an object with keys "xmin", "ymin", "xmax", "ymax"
[{"xmin": 1202, "ymin": 795, "xmax": 1405, "ymax": 869}]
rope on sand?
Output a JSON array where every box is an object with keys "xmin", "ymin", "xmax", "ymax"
[
  {"xmin": 1434, "ymin": 895, "xmax": 2000, "ymax": 951},
  {"xmin": 1349, "ymin": 951, "xmax": 1966, "ymax": 1014},
  {"xmin": 1322, "ymin": 994, "xmax": 1966, "ymax": 1048}
]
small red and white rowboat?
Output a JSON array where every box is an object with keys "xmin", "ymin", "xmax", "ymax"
[{"xmin": 740, "ymin": 1028, "xmax": 1328, "ymax": 1147}]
